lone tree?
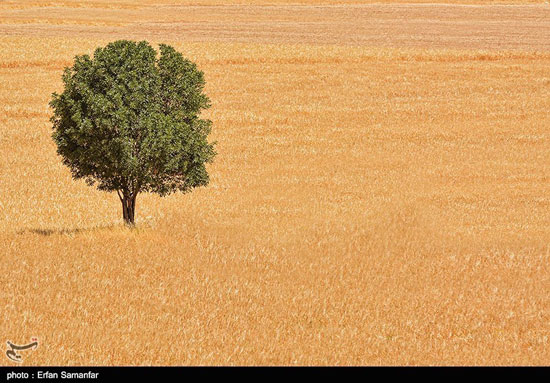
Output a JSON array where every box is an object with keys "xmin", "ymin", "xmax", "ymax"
[{"xmin": 50, "ymin": 40, "xmax": 215, "ymax": 225}]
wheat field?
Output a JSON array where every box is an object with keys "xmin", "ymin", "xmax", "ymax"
[{"xmin": 1, "ymin": 1, "xmax": 549, "ymax": 365}]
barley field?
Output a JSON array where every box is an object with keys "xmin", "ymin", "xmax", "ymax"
[{"xmin": 1, "ymin": 1, "xmax": 549, "ymax": 365}]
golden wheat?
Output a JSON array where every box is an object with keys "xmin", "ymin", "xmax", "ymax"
[{"xmin": 0, "ymin": 2, "xmax": 549, "ymax": 365}]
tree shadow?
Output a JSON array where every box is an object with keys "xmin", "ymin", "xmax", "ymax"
[{"xmin": 18, "ymin": 224, "xmax": 119, "ymax": 236}]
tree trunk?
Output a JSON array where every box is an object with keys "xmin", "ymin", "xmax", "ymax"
[{"xmin": 121, "ymin": 194, "xmax": 137, "ymax": 225}]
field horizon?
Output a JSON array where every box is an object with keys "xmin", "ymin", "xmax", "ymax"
[{"xmin": 1, "ymin": 1, "xmax": 549, "ymax": 365}]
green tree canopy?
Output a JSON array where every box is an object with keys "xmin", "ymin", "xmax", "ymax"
[{"xmin": 50, "ymin": 40, "xmax": 216, "ymax": 224}]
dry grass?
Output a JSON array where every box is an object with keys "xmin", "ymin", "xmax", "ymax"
[
  {"xmin": 0, "ymin": 1, "xmax": 545, "ymax": 11},
  {"xmin": 1, "ymin": 2, "xmax": 549, "ymax": 365},
  {"xmin": 2, "ymin": 3, "xmax": 549, "ymax": 50}
]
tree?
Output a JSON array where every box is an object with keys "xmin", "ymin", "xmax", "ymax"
[{"xmin": 50, "ymin": 40, "xmax": 215, "ymax": 225}]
